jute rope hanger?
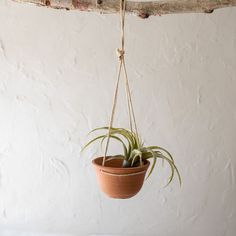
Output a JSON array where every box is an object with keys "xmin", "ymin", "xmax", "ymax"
[{"xmin": 102, "ymin": 0, "xmax": 139, "ymax": 166}]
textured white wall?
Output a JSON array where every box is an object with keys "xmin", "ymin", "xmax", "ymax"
[{"xmin": 0, "ymin": 0, "xmax": 236, "ymax": 235}]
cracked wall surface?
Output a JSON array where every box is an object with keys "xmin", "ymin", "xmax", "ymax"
[{"xmin": 0, "ymin": 0, "xmax": 236, "ymax": 235}]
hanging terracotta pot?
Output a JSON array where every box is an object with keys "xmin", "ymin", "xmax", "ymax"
[
  {"xmin": 92, "ymin": 157, "xmax": 150, "ymax": 199},
  {"xmin": 83, "ymin": 0, "xmax": 181, "ymax": 199}
]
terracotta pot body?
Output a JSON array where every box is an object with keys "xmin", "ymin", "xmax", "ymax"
[{"xmin": 92, "ymin": 156, "xmax": 150, "ymax": 199}]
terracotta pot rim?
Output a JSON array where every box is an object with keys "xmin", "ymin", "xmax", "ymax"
[{"xmin": 92, "ymin": 156, "xmax": 150, "ymax": 170}]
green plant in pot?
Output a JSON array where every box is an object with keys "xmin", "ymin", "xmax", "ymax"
[{"xmin": 83, "ymin": 127, "xmax": 181, "ymax": 199}]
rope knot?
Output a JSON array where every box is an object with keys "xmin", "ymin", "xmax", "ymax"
[{"xmin": 116, "ymin": 48, "xmax": 125, "ymax": 60}]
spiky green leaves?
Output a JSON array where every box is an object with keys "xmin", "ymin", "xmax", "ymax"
[{"xmin": 83, "ymin": 127, "xmax": 181, "ymax": 186}]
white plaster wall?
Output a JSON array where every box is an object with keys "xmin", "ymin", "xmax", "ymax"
[{"xmin": 0, "ymin": 0, "xmax": 236, "ymax": 235}]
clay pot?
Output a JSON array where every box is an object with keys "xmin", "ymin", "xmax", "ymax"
[{"xmin": 92, "ymin": 156, "xmax": 150, "ymax": 199}]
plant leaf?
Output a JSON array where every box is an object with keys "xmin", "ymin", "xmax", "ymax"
[
  {"xmin": 144, "ymin": 148, "xmax": 157, "ymax": 180},
  {"xmin": 100, "ymin": 134, "xmax": 128, "ymax": 159},
  {"xmin": 89, "ymin": 127, "xmax": 135, "ymax": 157},
  {"xmin": 146, "ymin": 146, "xmax": 174, "ymax": 161},
  {"xmin": 81, "ymin": 135, "xmax": 107, "ymax": 152},
  {"xmin": 155, "ymin": 152, "xmax": 175, "ymax": 187}
]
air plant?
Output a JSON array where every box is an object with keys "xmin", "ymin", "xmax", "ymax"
[{"xmin": 83, "ymin": 127, "xmax": 181, "ymax": 186}]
